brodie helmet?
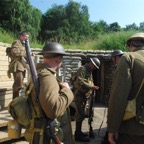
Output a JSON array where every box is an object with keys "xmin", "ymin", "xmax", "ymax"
[
  {"xmin": 39, "ymin": 42, "xmax": 69, "ymax": 55},
  {"xmin": 111, "ymin": 50, "xmax": 124, "ymax": 57},
  {"xmin": 90, "ymin": 57, "xmax": 100, "ymax": 69},
  {"xmin": 127, "ymin": 33, "xmax": 144, "ymax": 47}
]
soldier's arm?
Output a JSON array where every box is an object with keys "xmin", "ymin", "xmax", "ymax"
[{"xmin": 77, "ymin": 67, "xmax": 94, "ymax": 91}]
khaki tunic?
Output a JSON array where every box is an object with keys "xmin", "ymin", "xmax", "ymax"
[
  {"xmin": 108, "ymin": 47, "xmax": 144, "ymax": 138},
  {"xmin": 37, "ymin": 63, "xmax": 74, "ymax": 143},
  {"xmin": 74, "ymin": 64, "xmax": 94, "ymax": 122},
  {"xmin": 9, "ymin": 39, "xmax": 27, "ymax": 73},
  {"xmin": 9, "ymin": 39, "xmax": 27, "ymax": 94}
]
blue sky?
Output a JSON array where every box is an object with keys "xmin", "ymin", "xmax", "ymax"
[{"xmin": 30, "ymin": 0, "xmax": 144, "ymax": 28}]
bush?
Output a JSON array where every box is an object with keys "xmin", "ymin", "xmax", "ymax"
[{"xmin": 94, "ymin": 31, "xmax": 139, "ymax": 51}]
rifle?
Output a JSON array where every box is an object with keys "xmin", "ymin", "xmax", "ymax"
[
  {"xmin": 25, "ymin": 39, "xmax": 63, "ymax": 144},
  {"xmin": 88, "ymin": 90, "xmax": 96, "ymax": 138}
]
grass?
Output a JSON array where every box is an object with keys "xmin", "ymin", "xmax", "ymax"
[
  {"xmin": 0, "ymin": 30, "xmax": 14, "ymax": 44},
  {"xmin": 0, "ymin": 29, "xmax": 140, "ymax": 51},
  {"xmin": 0, "ymin": 29, "xmax": 97, "ymax": 50}
]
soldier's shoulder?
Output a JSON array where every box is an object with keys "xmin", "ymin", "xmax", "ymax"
[
  {"xmin": 78, "ymin": 65, "xmax": 85, "ymax": 71},
  {"xmin": 124, "ymin": 51, "xmax": 140, "ymax": 58},
  {"xmin": 121, "ymin": 52, "xmax": 133, "ymax": 58},
  {"xmin": 37, "ymin": 66, "xmax": 54, "ymax": 77},
  {"xmin": 11, "ymin": 39, "xmax": 21, "ymax": 47},
  {"xmin": 12, "ymin": 39, "xmax": 19, "ymax": 44}
]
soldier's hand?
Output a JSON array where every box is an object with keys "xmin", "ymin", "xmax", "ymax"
[
  {"xmin": 92, "ymin": 86, "xmax": 99, "ymax": 90},
  {"xmin": 59, "ymin": 82, "xmax": 71, "ymax": 89},
  {"xmin": 108, "ymin": 132, "xmax": 118, "ymax": 144}
]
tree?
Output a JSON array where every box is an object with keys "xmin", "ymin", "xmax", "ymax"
[
  {"xmin": 125, "ymin": 23, "xmax": 138, "ymax": 31},
  {"xmin": 0, "ymin": 0, "xmax": 42, "ymax": 40},
  {"xmin": 40, "ymin": 1, "xmax": 91, "ymax": 44},
  {"xmin": 139, "ymin": 22, "xmax": 144, "ymax": 31},
  {"xmin": 65, "ymin": 1, "xmax": 91, "ymax": 43},
  {"xmin": 40, "ymin": 4, "xmax": 68, "ymax": 42},
  {"xmin": 92, "ymin": 20, "xmax": 109, "ymax": 34},
  {"xmin": 109, "ymin": 22, "xmax": 121, "ymax": 32}
]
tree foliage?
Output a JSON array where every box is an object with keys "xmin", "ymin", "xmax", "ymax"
[
  {"xmin": 40, "ymin": 1, "xmax": 91, "ymax": 44},
  {"xmin": 0, "ymin": 0, "xmax": 144, "ymax": 49},
  {"xmin": 109, "ymin": 22, "xmax": 121, "ymax": 32},
  {"xmin": 94, "ymin": 31, "xmax": 138, "ymax": 51},
  {"xmin": 0, "ymin": 0, "xmax": 42, "ymax": 40}
]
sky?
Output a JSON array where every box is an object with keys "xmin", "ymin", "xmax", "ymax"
[{"xmin": 30, "ymin": 0, "xmax": 144, "ymax": 28}]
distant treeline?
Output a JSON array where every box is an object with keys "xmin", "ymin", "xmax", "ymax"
[{"xmin": 0, "ymin": 0, "xmax": 144, "ymax": 45}]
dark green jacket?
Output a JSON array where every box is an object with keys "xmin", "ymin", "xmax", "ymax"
[
  {"xmin": 108, "ymin": 47, "xmax": 144, "ymax": 135},
  {"xmin": 74, "ymin": 64, "xmax": 94, "ymax": 96}
]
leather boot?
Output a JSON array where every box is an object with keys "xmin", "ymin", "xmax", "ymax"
[{"xmin": 74, "ymin": 122, "xmax": 90, "ymax": 142}]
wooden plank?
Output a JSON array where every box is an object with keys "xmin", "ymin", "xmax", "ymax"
[
  {"xmin": 0, "ymin": 81, "xmax": 13, "ymax": 87},
  {"xmin": 0, "ymin": 55, "xmax": 9, "ymax": 61},
  {"xmin": 0, "ymin": 89, "xmax": 12, "ymax": 94},
  {"xmin": 12, "ymin": 141, "xmax": 29, "ymax": 144},
  {"xmin": 0, "ymin": 76, "xmax": 14, "ymax": 81},
  {"xmin": 0, "ymin": 98, "xmax": 12, "ymax": 108},
  {"xmin": 0, "ymin": 110, "xmax": 26, "ymax": 143},
  {"xmin": 0, "ymin": 61, "xmax": 9, "ymax": 65},
  {"xmin": 0, "ymin": 93, "xmax": 12, "ymax": 101},
  {"xmin": 0, "ymin": 110, "xmax": 12, "ymax": 127},
  {"xmin": 0, "ymin": 50, "xmax": 7, "ymax": 56},
  {"xmin": 0, "ymin": 42, "xmax": 10, "ymax": 49},
  {"xmin": 0, "ymin": 65, "xmax": 8, "ymax": 71},
  {"xmin": 0, "ymin": 71, "xmax": 11, "ymax": 76},
  {"xmin": 0, "ymin": 87, "xmax": 12, "ymax": 92}
]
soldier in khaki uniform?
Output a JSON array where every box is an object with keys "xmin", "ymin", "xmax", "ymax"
[
  {"xmin": 32, "ymin": 42, "xmax": 74, "ymax": 144},
  {"xmin": 111, "ymin": 50, "xmax": 124, "ymax": 65},
  {"xmin": 9, "ymin": 31, "xmax": 29, "ymax": 99},
  {"xmin": 74, "ymin": 57, "xmax": 100, "ymax": 142},
  {"xmin": 108, "ymin": 33, "xmax": 144, "ymax": 144},
  {"xmin": 101, "ymin": 50, "xmax": 124, "ymax": 144}
]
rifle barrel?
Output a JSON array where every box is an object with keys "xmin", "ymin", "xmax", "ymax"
[{"xmin": 25, "ymin": 40, "xmax": 63, "ymax": 144}]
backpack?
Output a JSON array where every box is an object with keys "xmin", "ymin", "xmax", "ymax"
[
  {"xmin": 6, "ymin": 47, "xmax": 12, "ymax": 58},
  {"xmin": 8, "ymin": 83, "xmax": 35, "ymax": 128},
  {"xmin": 8, "ymin": 83, "xmax": 63, "ymax": 143},
  {"xmin": 8, "ymin": 96, "xmax": 32, "ymax": 128}
]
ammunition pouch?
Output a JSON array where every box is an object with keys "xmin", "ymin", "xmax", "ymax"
[
  {"xmin": 24, "ymin": 118, "xmax": 45, "ymax": 144},
  {"xmin": 25, "ymin": 118, "xmax": 63, "ymax": 144}
]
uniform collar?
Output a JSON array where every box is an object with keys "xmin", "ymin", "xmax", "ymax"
[
  {"xmin": 36, "ymin": 63, "xmax": 56, "ymax": 74},
  {"xmin": 134, "ymin": 46, "xmax": 144, "ymax": 51}
]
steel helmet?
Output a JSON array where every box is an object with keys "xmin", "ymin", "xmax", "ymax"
[
  {"xmin": 90, "ymin": 57, "xmax": 100, "ymax": 69},
  {"xmin": 39, "ymin": 42, "xmax": 69, "ymax": 55},
  {"xmin": 111, "ymin": 50, "xmax": 124, "ymax": 57},
  {"xmin": 127, "ymin": 33, "xmax": 144, "ymax": 47}
]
